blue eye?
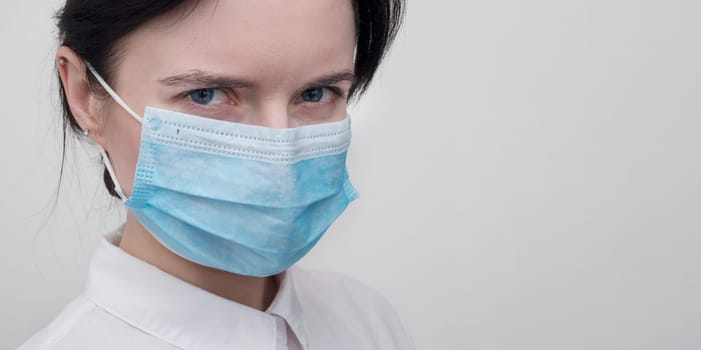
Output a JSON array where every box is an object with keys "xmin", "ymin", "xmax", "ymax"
[
  {"xmin": 300, "ymin": 87, "xmax": 328, "ymax": 103},
  {"xmin": 188, "ymin": 88, "xmax": 217, "ymax": 105}
]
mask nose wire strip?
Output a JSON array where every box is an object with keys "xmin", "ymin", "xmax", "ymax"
[
  {"xmin": 85, "ymin": 62, "xmax": 144, "ymax": 123},
  {"xmin": 85, "ymin": 61, "xmax": 140, "ymax": 201}
]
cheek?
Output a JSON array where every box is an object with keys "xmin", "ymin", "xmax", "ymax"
[
  {"xmin": 328, "ymin": 101, "xmax": 349, "ymax": 122},
  {"xmin": 102, "ymin": 107, "xmax": 143, "ymax": 196}
]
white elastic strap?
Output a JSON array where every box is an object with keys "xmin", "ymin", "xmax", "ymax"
[
  {"xmin": 86, "ymin": 61, "xmax": 140, "ymax": 201},
  {"xmin": 85, "ymin": 62, "xmax": 143, "ymax": 123},
  {"xmin": 99, "ymin": 147, "xmax": 127, "ymax": 201}
]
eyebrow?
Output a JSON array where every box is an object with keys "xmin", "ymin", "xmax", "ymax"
[
  {"xmin": 306, "ymin": 71, "xmax": 356, "ymax": 88},
  {"xmin": 158, "ymin": 70, "xmax": 356, "ymax": 89},
  {"xmin": 158, "ymin": 70, "xmax": 253, "ymax": 88}
]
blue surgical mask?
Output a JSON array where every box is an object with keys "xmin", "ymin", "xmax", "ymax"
[{"xmin": 87, "ymin": 63, "xmax": 357, "ymax": 277}]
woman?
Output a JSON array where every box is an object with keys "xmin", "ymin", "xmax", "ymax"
[{"xmin": 19, "ymin": 0, "xmax": 410, "ymax": 349}]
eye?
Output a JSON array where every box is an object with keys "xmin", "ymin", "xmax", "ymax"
[
  {"xmin": 187, "ymin": 88, "xmax": 227, "ymax": 105},
  {"xmin": 298, "ymin": 87, "xmax": 339, "ymax": 104}
]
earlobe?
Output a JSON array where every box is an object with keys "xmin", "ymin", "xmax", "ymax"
[{"xmin": 56, "ymin": 46, "xmax": 107, "ymax": 146}]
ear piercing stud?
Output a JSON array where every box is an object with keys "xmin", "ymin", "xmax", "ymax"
[
  {"xmin": 83, "ymin": 128, "xmax": 89, "ymax": 136},
  {"xmin": 58, "ymin": 58, "xmax": 67, "ymax": 65}
]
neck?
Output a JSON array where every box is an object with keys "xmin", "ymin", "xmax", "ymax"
[{"xmin": 118, "ymin": 213, "xmax": 279, "ymax": 311}]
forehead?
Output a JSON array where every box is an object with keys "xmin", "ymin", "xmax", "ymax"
[{"xmin": 117, "ymin": 0, "xmax": 356, "ymax": 84}]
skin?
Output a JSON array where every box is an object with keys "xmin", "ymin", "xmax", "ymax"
[{"xmin": 56, "ymin": 0, "xmax": 356, "ymax": 310}]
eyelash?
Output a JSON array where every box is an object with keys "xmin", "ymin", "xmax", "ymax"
[
  {"xmin": 174, "ymin": 88, "xmax": 228, "ymax": 111},
  {"xmin": 296, "ymin": 86, "xmax": 345, "ymax": 105},
  {"xmin": 178, "ymin": 86, "xmax": 346, "ymax": 106}
]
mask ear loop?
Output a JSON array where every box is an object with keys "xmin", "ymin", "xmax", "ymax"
[
  {"xmin": 85, "ymin": 62, "xmax": 143, "ymax": 201},
  {"xmin": 99, "ymin": 147, "xmax": 127, "ymax": 201},
  {"xmin": 85, "ymin": 63, "xmax": 143, "ymax": 123}
]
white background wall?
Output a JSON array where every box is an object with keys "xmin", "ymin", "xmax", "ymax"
[{"xmin": 2, "ymin": 1, "xmax": 701, "ymax": 349}]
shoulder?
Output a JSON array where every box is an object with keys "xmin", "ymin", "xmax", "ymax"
[
  {"xmin": 17, "ymin": 296, "xmax": 93, "ymax": 350},
  {"xmin": 16, "ymin": 295, "xmax": 176, "ymax": 350},
  {"xmin": 291, "ymin": 267, "xmax": 414, "ymax": 349}
]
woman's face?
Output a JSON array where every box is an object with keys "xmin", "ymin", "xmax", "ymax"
[{"xmin": 94, "ymin": 0, "xmax": 356, "ymax": 197}]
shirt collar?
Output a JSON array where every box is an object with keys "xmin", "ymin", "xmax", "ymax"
[{"xmin": 84, "ymin": 230, "xmax": 309, "ymax": 349}]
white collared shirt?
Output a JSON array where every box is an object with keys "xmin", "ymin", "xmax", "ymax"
[{"xmin": 19, "ymin": 231, "xmax": 413, "ymax": 350}]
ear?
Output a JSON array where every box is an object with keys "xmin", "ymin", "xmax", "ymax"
[{"xmin": 56, "ymin": 46, "xmax": 108, "ymax": 147}]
